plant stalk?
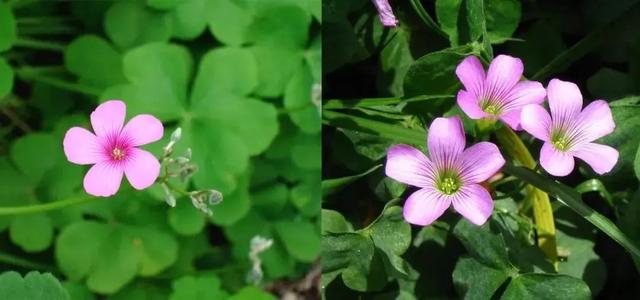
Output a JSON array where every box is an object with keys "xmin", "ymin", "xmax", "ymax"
[
  {"xmin": 0, "ymin": 195, "xmax": 97, "ymax": 216},
  {"xmin": 495, "ymin": 125, "xmax": 559, "ymax": 267}
]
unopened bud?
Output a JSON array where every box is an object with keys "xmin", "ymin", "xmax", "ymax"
[
  {"xmin": 189, "ymin": 189, "xmax": 223, "ymax": 216},
  {"xmin": 160, "ymin": 183, "xmax": 176, "ymax": 207},
  {"xmin": 163, "ymin": 127, "xmax": 183, "ymax": 156},
  {"xmin": 247, "ymin": 235, "xmax": 273, "ymax": 284}
]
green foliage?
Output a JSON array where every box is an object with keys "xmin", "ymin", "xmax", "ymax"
[
  {"xmin": 0, "ymin": 271, "xmax": 69, "ymax": 300},
  {"xmin": 0, "ymin": 3, "xmax": 16, "ymax": 52},
  {"xmin": 169, "ymin": 275, "xmax": 229, "ymax": 300}
]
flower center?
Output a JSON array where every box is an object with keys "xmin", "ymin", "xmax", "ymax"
[
  {"xmin": 480, "ymin": 99, "xmax": 501, "ymax": 115},
  {"xmin": 551, "ymin": 131, "xmax": 571, "ymax": 151},
  {"xmin": 111, "ymin": 147, "xmax": 126, "ymax": 161},
  {"xmin": 436, "ymin": 172, "xmax": 461, "ymax": 195}
]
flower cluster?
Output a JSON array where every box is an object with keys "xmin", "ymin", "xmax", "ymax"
[{"xmin": 386, "ymin": 54, "xmax": 618, "ymax": 226}]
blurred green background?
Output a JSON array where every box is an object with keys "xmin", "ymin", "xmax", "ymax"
[{"xmin": 0, "ymin": 0, "xmax": 320, "ymax": 298}]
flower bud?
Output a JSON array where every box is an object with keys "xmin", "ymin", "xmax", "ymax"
[{"xmin": 160, "ymin": 183, "xmax": 176, "ymax": 207}]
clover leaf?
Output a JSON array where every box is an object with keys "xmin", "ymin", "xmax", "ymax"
[
  {"xmin": 0, "ymin": 3, "xmax": 16, "ymax": 51},
  {"xmin": 0, "ymin": 271, "xmax": 69, "ymax": 300}
]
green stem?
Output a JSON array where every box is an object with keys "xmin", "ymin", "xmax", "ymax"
[
  {"xmin": 323, "ymin": 94, "xmax": 454, "ymax": 110},
  {"xmin": 16, "ymin": 72, "xmax": 101, "ymax": 96},
  {"xmin": 17, "ymin": 25, "xmax": 78, "ymax": 35},
  {"xmin": 164, "ymin": 180, "xmax": 190, "ymax": 197},
  {"xmin": 1, "ymin": 106, "xmax": 32, "ymax": 132},
  {"xmin": 495, "ymin": 126, "xmax": 559, "ymax": 266},
  {"xmin": 0, "ymin": 195, "xmax": 97, "ymax": 216},
  {"xmin": 323, "ymin": 110, "xmax": 426, "ymax": 145},
  {"xmin": 13, "ymin": 37, "xmax": 65, "ymax": 52},
  {"xmin": 16, "ymin": 16, "xmax": 73, "ymax": 25},
  {"xmin": 0, "ymin": 251, "xmax": 58, "ymax": 273},
  {"xmin": 408, "ymin": 0, "xmax": 449, "ymax": 38},
  {"xmin": 504, "ymin": 163, "xmax": 640, "ymax": 260}
]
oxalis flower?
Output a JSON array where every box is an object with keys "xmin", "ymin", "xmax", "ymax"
[
  {"xmin": 521, "ymin": 79, "xmax": 618, "ymax": 176},
  {"xmin": 63, "ymin": 100, "xmax": 164, "ymax": 197},
  {"xmin": 385, "ymin": 116, "xmax": 505, "ymax": 226},
  {"xmin": 372, "ymin": 0, "xmax": 398, "ymax": 27},
  {"xmin": 456, "ymin": 55, "xmax": 546, "ymax": 130}
]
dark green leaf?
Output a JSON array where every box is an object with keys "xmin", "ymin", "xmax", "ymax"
[{"xmin": 501, "ymin": 273, "xmax": 591, "ymax": 300}]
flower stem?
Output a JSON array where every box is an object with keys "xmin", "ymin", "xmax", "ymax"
[
  {"xmin": 495, "ymin": 125, "xmax": 559, "ymax": 267},
  {"xmin": 164, "ymin": 180, "xmax": 190, "ymax": 197},
  {"xmin": 0, "ymin": 195, "xmax": 97, "ymax": 216},
  {"xmin": 15, "ymin": 70, "xmax": 101, "ymax": 96},
  {"xmin": 0, "ymin": 251, "xmax": 58, "ymax": 274},
  {"xmin": 13, "ymin": 37, "xmax": 65, "ymax": 52}
]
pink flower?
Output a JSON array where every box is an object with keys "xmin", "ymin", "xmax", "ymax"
[
  {"xmin": 63, "ymin": 100, "xmax": 164, "ymax": 197},
  {"xmin": 385, "ymin": 116, "xmax": 505, "ymax": 226},
  {"xmin": 521, "ymin": 79, "xmax": 619, "ymax": 177},
  {"xmin": 372, "ymin": 0, "xmax": 398, "ymax": 27},
  {"xmin": 455, "ymin": 55, "xmax": 546, "ymax": 130}
]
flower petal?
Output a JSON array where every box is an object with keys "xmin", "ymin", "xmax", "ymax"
[
  {"xmin": 124, "ymin": 148, "xmax": 161, "ymax": 190},
  {"xmin": 428, "ymin": 116, "xmax": 466, "ymax": 164},
  {"xmin": 457, "ymin": 90, "xmax": 487, "ymax": 119},
  {"xmin": 459, "ymin": 142, "xmax": 505, "ymax": 183},
  {"xmin": 540, "ymin": 142, "xmax": 575, "ymax": 176},
  {"xmin": 547, "ymin": 79, "xmax": 582, "ymax": 122},
  {"xmin": 63, "ymin": 127, "xmax": 103, "ymax": 165},
  {"xmin": 403, "ymin": 187, "xmax": 451, "ymax": 226},
  {"xmin": 456, "ymin": 56, "xmax": 486, "ymax": 95},
  {"xmin": 499, "ymin": 109, "xmax": 523, "ymax": 130},
  {"xmin": 575, "ymin": 100, "xmax": 615, "ymax": 142},
  {"xmin": 452, "ymin": 184, "xmax": 493, "ymax": 226},
  {"xmin": 385, "ymin": 144, "xmax": 435, "ymax": 188},
  {"xmin": 83, "ymin": 162, "xmax": 123, "ymax": 197},
  {"xmin": 572, "ymin": 142, "xmax": 618, "ymax": 175},
  {"xmin": 121, "ymin": 114, "xmax": 164, "ymax": 146},
  {"xmin": 521, "ymin": 104, "xmax": 552, "ymax": 141},
  {"xmin": 372, "ymin": 0, "xmax": 398, "ymax": 27},
  {"xmin": 486, "ymin": 55, "xmax": 523, "ymax": 97},
  {"xmin": 504, "ymin": 80, "xmax": 546, "ymax": 109},
  {"xmin": 91, "ymin": 100, "xmax": 126, "ymax": 139}
]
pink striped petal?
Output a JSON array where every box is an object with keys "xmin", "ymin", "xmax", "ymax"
[
  {"xmin": 63, "ymin": 127, "xmax": 104, "ymax": 165},
  {"xmin": 124, "ymin": 148, "xmax": 161, "ymax": 190},
  {"xmin": 121, "ymin": 114, "xmax": 164, "ymax": 146},
  {"xmin": 459, "ymin": 142, "xmax": 505, "ymax": 184},
  {"xmin": 91, "ymin": 100, "xmax": 126, "ymax": 139},
  {"xmin": 521, "ymin": 104, "xmax": 552, "ymax": 142},
  {"xmin": 505, "ymin": 80, "xmax": 546, "ymax": 108},
  {"xmin": 456, "ymin": 56, "xmax": 486, "ymax": 95},
  {"xmin": 386, "ymin": 144, "xmax": 435, "ymax": 188},
  {"xmin": 540, "ymin": 142, "xmax": 575, "ymax": 176},
  {"xmin": 83, "ymin": 162, "xmax": 123, "ymax": 197},
  {"xmin": 452, "ymin": 184, "xmax": 493, "ymax": 226},
  {"xmin": 499, "ymin": 109, "xmax": 523, "ymax": 130},
  {"xmin": 457, "ymin": 90, "xmax": 487, "ymax": 119},
  {"xmin": 573, "ymin": 143, "xmax": 618, "ymax": 175},
  {"xmin": 547, "ymin": 79, "xmax": 582, "ymax": 122},
  {"xmin": 575, "ymin": 100, "xmax": 615, "ymax": 142},
  {"xmin": 428, "ymin": 117, "xmax": 466, "ymax": 163},
  {"xmin": 403, "ymin": 188, "xmax": 451, "ymax": 226},
  {"xmin": 486, "ymin": 55, "xmax": 523, "ymax": 98}
]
